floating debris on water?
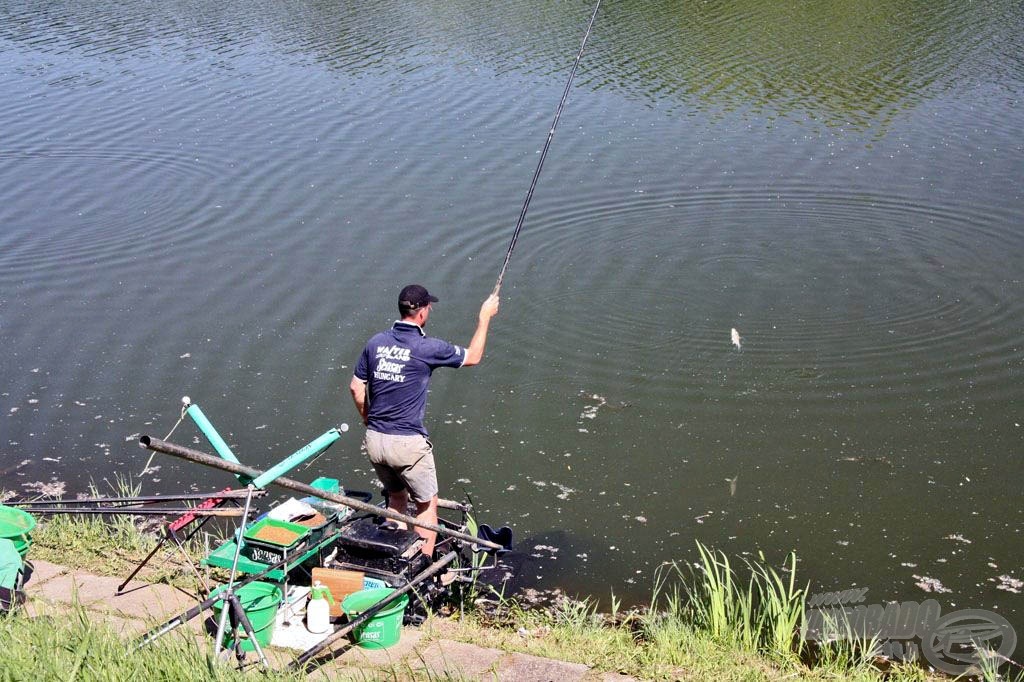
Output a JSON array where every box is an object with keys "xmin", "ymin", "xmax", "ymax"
[
  {"xmin": 531, "ymin": 544, "xmax": 559, "ymax": 559},
  {"xmin": 731, "ymin": 328, "xmax": 742, "ymax": 350},
  {"xmin": 944, "ymin": 533, "xmax": 972, "ymax": 544},
  {"xmin": 579, "ymin": 393, "xmax": 607, "ymax": 421},
  {"xmin": 913, "ymin": 575, "xmax": 951, "ymax": 593},
  {"xmin": 634, "ymin": 515, "xmax": 647, "ymax": 523},
  {"xmin": 23, "ymin": 480, "xmax": 67, "ymax": 497},
  {"xmin": 993, "ymin": 575, "xmax": 1023, "ymax": 594}
]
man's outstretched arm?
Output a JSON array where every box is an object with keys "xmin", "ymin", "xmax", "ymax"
[{"xmin": 463, "ymin": 294, "xmax": 500, "ymax": 367}]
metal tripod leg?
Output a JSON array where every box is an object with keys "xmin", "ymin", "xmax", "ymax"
[
  {"xmin": 213, "ymin": 485, "xmax": 255, "ymax": 660},
  {"xmin": 228, "ymin": 591, "xmax": 270, "ymax": 669}
]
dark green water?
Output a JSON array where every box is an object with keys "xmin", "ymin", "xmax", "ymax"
[{"xmin": 1, "ymin": 0, "xmax": 1022, "ymax": 633}]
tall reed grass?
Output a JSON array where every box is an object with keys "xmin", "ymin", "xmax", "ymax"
[{"xmin": 651, "ymin": 541, "xmax": 807, "ymax": 661}]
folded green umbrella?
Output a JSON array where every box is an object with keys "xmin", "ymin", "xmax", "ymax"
[
  {"xmin": 0, "ymin": 538, "xmax": 25, "ymax": 611},
  {"xmin": 0, "ymin": 538, "xmax": 22, "ymax": 591}
]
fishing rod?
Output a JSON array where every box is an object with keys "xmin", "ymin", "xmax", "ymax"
[
  {"xmin": 18, "ymin": 506, "xmax": 248, "ymax": 517},
  {"xmin": 6, "ymin": 489, "xmax": 263, "ymax": 507},
  {"xmin": 492, "ymin": 0, "xmax": 602, "ymax": 296}
]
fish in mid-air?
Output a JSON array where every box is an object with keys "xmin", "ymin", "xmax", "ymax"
[{"xmin": 731, "ymin": 327, "xmax": 742, "ymax": 350}]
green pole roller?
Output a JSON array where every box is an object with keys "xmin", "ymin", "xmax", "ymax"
[
  {"xmin": 185, "ymin": 403, "xmax": 240, "ymax": 464},
  {"xmin": 251, "ymin": 428, "xmax": 342, "ymax": 489}
]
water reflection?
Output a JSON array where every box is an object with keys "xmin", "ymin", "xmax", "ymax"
[
  {"xmin": 3, "ymin": 0, "xmax": 1019, "ymax": 130},
  {"xmin": 1, "ymin": 0, "xmax": 1022, "ymax": 637}
]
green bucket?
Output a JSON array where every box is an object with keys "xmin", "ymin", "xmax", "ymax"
[
  {"xmin": 210, "ymin": 581, "xmax": 282, "ymax": 652},
  {"xmin": 0, "ymin": 506, "xmax": 35, "ymax": 560},
  {"xmin": 342, "ymin": 588, "xmax": 408, "ymax": 649}
]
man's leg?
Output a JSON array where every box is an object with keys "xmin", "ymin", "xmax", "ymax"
[
  {"xmin": 387, "ymin": 488, "xmax": 410, "ymax": 530},
  {"xmin": 413, "ymin": 495, "xmax": 438, "ymax": 556}
]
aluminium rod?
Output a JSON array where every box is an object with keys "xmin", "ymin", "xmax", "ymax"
[{"xmin": 138, "ymin": 435, "xmax": 501, "ymax": 551}]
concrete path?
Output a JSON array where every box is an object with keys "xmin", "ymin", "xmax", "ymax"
[{"xmin": 21, "ymin": 560, "xmax": 636, "ymax": 681}]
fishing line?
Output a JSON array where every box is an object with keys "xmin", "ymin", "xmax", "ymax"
[{"xmin": 492, "ymin": 0, "xmax": 602, "ymax": 296}]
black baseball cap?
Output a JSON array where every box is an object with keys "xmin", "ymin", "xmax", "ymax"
[{"xmin": 399, "ymin": 284, "xmax": 439, "ymax": 310}]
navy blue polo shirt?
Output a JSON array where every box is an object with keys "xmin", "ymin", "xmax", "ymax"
[{"xmin": 354, "ymin": 321, "xmax": 466, "ymax": 436}]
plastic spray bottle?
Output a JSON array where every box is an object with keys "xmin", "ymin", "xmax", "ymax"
[{"xmin": 306, "ymin": 581, "xmax": 335, "ymax": 634}]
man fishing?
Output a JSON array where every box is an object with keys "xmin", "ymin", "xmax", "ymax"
[{"xmin": 349, "ymin": 284, "xmax": 500, "ymax": 555}]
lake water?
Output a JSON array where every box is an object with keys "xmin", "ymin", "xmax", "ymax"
[{"xmin": 2, "ymin": 0, "xmax": 1022, "ymax": 634}]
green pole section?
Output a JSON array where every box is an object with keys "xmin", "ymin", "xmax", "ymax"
[
  {"xmin": 186, "ymin": 404, "xmax": 239, "ymax": 464},
  {"xmin": 251, "ymin": 429, "xmax": 341, "ymax": 489}
]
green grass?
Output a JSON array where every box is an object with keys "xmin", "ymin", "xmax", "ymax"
[
  {"xmin": 11, "ymin": 508, "xmax": 1021, "ymax": 681},
  {"xmin": 17, "ymin": 476, "xmax": 223, "ymax": 591},
  {"xmin": 440, "ymin": 541, "xmax": 962, "ymax": 681},
  {"xmin": 0, "ymin": 607, "xmax": 307, "ymax": 682}
]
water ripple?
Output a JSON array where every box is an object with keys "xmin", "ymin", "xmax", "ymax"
[
  {"xmin": 0, "ymin": 145, "xmax": 221, "ymax": 279},
  {"xmin": 475, "ymin": 184, "xmax": 1023, "ymax": 416}
]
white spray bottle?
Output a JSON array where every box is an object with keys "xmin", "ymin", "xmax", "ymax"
[{"xmin": 306, "ymin": 581, "xmax": 335, "ymax": 634}]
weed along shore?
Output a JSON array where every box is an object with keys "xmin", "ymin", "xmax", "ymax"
[{"xmin": 4, "ymin": 514, "xmax": 1012, "ymax": 681}]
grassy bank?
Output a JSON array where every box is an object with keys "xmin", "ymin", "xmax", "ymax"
[{"xmin": 8, "ymin": 513, "xmax": 1022, "ymax": 680}]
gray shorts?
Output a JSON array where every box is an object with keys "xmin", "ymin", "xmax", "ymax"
[{"xmin": 364, "ymin": 430, "xmax": 438, "ymax": 503}]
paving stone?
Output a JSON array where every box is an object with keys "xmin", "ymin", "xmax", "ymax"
[
  {"xmin": 411, "ymin": 639, "xmax": 505, "ymax": 679},
  {"xmin": 23, "ymin": 559, "xmax": 68, "ymax": 586},
  {"xmin": 22, "ymin": 594, "xmax": 73, "ymax": 619},
  {"xmin": 496, "ymin": 651, "xmax": 591, "ymax": 682},
  {"xmin": 331, "ymin": 627, "xmax": 427, "ymax": 668},
  {"xmin": 95, "ymin": 612, "xmax": 151, "ymax": 637},
  {"xmin": 16, "ymin": 565, "xmax": 616, "ymax": 682},
  {"xmin": 30, "ymin": 572, "xmax": 99, "ymax": 605},
  {"xmin": 99, "ymin": 580, "xmax": 198, "ymax": 620}
]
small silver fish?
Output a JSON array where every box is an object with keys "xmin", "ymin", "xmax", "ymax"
[{"xmin": 731, "ymin": 327, "xmax": 742, "ymax": 350}]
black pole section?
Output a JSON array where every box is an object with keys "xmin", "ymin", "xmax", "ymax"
[
  {"xmin": 138, "ymin": 436, "xmax": 501, "ymax": 551},
  {"xmin": 4, "ymin": 490, "xmax": 263, "ymax": 506},
  {"xmin": 16, "ymin": 506, "xmax": 246, "ymax": 517},
  {"xmin": 290, "ymin": 551, "xmax": 458, "ymax": 670},
  {"xmin": 493, "ymin": 0, "xmax": 602, "ymax": 296}
]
